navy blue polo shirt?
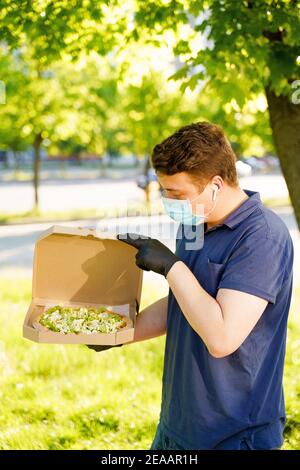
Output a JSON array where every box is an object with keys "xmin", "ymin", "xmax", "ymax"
[{"xmin": 159, "ymin": 189, "xmax": 294, "ymax": 450}]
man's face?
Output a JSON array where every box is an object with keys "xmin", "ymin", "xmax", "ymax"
[{"xmin": 157, "ymin": 171, "xmax": 215, "ymax": 217}]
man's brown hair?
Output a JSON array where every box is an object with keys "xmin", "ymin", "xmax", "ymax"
[{"xmin": 151, "ymin": 121, "xmax": 238, "ymax": 187}]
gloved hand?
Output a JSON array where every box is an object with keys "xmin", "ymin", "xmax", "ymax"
[
  {"xmin": 116, "ymin": 233, "xmax": 180, "ymax": 277},
  {"xmin": 87, "ymin": 344, "xmax": 123, "ymax": 352}
]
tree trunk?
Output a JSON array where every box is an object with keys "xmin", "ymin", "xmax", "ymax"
[
  {"xmin": 74, "ymin": 152, "xmax": 81, "ymax": 166},
  {"xmin": 13, "ymin": 149, "xmax": 19, "ymax": 178},
  {"xmin": 33, "ymin": 133, "xmax": 43, "ymax": 210},
  {"xmin": 265, "ymin": 87, "xmax": 300, "ymax": 230}
]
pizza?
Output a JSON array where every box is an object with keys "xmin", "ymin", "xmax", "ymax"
[{"xmin": 33, "ymin": 305, "xmax": 132, "ymax": 335}]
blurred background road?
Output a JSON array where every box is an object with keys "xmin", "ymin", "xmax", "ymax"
[
  {"xmin": 0, "ymin": 168, "xmax": 289, "ymax": 214},
  {"xmin": 0, "ymin": 172, "xmax": 298, "ymax": 295}
]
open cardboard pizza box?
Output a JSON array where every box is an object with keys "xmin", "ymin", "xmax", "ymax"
[{"xmin": 23, "ymin": 225, "xmax": 143, "ymax": 345}]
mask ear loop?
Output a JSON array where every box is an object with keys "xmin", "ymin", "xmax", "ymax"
[{"xmin": 188, "ymin": 185, "xmax": 219, "ymax": 219}]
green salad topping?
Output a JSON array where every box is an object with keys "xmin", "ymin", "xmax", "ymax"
[{"xmin": 39, "ymin": 305, "xmax": 125, "ymax": 335}]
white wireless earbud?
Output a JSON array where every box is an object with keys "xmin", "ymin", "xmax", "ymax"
[{"xmin": 212, "ymin": 184, "xmax": 219, "ymax": 201}]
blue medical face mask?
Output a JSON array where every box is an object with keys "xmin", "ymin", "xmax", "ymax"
[{"xmin": 161, "ymin": 185, "xmax": 218, "ymax": 226}]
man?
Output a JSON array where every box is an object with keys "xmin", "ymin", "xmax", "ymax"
[{"xmin": 89, "ymin": 122, "xmax": 294, "ymax": 450}]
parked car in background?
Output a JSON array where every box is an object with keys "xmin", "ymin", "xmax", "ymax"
[
  {"xmin": 260, "ymin": 154, "xmax": 281, "ymax": 171},
  {"xmin": 238, "ymin": 155, "xmax": 280, "ymax": 174}
]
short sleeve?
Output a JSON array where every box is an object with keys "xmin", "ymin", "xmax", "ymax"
[{"xmin": 218, "ymin": 233, "xmax": 290, "ymax": 304}]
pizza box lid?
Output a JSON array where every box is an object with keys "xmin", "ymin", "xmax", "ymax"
[{"xmin": 23, "ymin": 225, "xmax": 143, "ymax": 345}]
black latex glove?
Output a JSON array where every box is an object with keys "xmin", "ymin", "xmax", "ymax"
[
  {"xmin": 116, "ymin": 233, "xmax": 180, "ymax": 277},
  {"xmin": 87, "ymin": 344, "xmax": 123, "ymax": 352}
]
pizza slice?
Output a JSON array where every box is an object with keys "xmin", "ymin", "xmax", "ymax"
[{"xmin": 33, "ymin": 305, "xmax": 132, "ymax": 335}]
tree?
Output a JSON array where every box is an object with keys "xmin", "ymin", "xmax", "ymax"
[
  {"xmin": 0, "ymin": 45, "xmax": 120, "ymax": 208},
  {"xmin": 0, "ymin": 0, "xmax": 126, "ymax": 209},
  {"xmin": 0, "ymin": 45, "xmax": 71, "ymax": 208},
  {"xmin": 133, "ymin": 0, "xmax": 300, "ymax": 228},
  {"xmin": 113, "ymin": 37, "xmax": 272, "ymax": 158},
  {"xmin": 2, "ymin": 0, "xmax": 297, "ymax": 217}
]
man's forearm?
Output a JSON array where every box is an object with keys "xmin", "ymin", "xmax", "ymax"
[
  {"xmin": 126, "ymin": 295, "xmax": 168, "ymax": 345},
  {"xmin": 166, "ymin": 261, "xmax": 224, "ymax": 354}
]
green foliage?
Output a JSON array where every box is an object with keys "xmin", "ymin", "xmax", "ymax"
[
  {"xmin": 0, "ymin": 0, "xmax": 126, "ymax": 63},
  {"xmin": 0, "ymin": 43, "xmax": 270, "ymax": 163},
  {"xmin": 1, "ymin": 0, "xmax": 292, "ymax": 159},
  {"xmin": 0, "ymin": 45, "xmax": 120, "ymax": 155},
  {"xmin": 134, "ymin": 0, "xmax": 300, "ymax": 97},
  {"xmin": 119, "ymin": 71, "xmax": 202, "ymax": 156},
  {"xmin": 0, "ymin": 0, "xmax": 284, "ymax": 164}
]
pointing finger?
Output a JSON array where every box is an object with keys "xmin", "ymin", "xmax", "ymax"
[{"xmin": 116, "ymin": 233, "xmax": 151, "ymax": 249}]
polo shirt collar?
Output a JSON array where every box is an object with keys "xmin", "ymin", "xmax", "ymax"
[
  {"xmin": 222, "ymin": 189, "xmax": 262, "ymax": 229},
  {"xmin": 204, "ymin": 189, "xmax": 262, "ymax": 232}
]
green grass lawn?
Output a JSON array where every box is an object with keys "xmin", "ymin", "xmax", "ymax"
[{"xmin": 0, "ymin": 278, "xmax": 299, "ymax": 450}]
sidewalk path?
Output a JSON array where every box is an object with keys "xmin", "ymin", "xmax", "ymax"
[{"xmin": 0, "ymin": 208, "xmax": 298, "ymax": 294}]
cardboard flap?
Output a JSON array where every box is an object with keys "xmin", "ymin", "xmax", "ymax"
[{"xmin": 32, "ymin": 225, "xmax": 143, "ymax": 307}]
